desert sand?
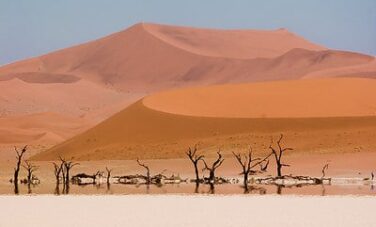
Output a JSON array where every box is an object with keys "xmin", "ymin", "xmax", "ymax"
[
  {"xmin": 0, "ymin": 23, "xmax": 375, "ymax": 154},
  {"xmin": 32, "ymin": 78, "xmax": 376, "ymax": 161},
  {"xmin": 143, "ymin": 78, "xmax": 376, "ymax": 118}
]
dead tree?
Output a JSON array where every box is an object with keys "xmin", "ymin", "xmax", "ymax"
[
  {"xmin": 186, "ymin": 145, "xmax": 204, "ymax": 184},
  {"xmin": 22, "ymin": 160, "xmax": 38, "ymax": 184},
  {"xmin": 59, "ymin": 157, "xmax": 79, "ymax": 185},
  {"xmin": 13, "ymin": 145, "xmax": 27, "ymax": 194},
  {"xmin": 63, "ymin": 160, "xmax": 79, "ymax": 184},
  {"xmin": 52, "ymin": 161, "xmax": 64, "ymax": 184},
  {"xmin": 92, "ymin": 171, "xmax": 101, "ymax": 184},
  {"xmin": 321, "ymin": 163, "xmax": 329, "ymax": 178},
  {"xmin": 260, "ymin": 159, "xmax": 270, "ymax": 172},
  {"xmin": 137, "ymin": 159, "xmax": 151, "ymax": 184},
  {"xmin": 202, "ymin": 151, "xmax": 224, "ymax": 183},
  {"xmin": 105, "ymin": 167, "xmax": 112, "ymax": 184},
  {"xmin": 269, "ymin": 134, "xmax": 292, "ymax": 177},
  {"xmin": 232, "ymin": 147, "xmax": 271, "ymax": 188}
]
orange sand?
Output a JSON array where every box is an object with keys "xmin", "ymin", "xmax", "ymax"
[
  {"xmin": 0, "ymin": 23, "xmax": 375, "ymax": 159},
  {"xmin": 143, "ymin": 78, "xmax": 376, "ymax": 118},
  {"xmin": 32, "ymin": 78, "xmax": 376, "ymax": 161}
]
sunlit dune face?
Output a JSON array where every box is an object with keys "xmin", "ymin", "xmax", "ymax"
[{"xmin": 143, "ymin": 78, "xmax": 376, "ymax": 118}]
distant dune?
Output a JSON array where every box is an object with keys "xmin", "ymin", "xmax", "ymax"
[
  {"xmin": 0, "ymin": 112, "xmax": 89, "ymax": 146},
  {"xmin": 32, "ymin": 78, "xmax": 376, "ymax": 161},
  {"xmin": 1, "ymin": 23, "xmax": 375, "ymax": 156},
  {"xmin": 1, "ymin": 23, "xmax": 374, "ymax": 93}
]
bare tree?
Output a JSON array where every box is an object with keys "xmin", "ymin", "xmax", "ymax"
[
  {"xmin": 13, "ymin": 145, "xmax": 27, "ymax": 194},
  {"xmin": 202, "ymin": 151, "xmax": 224, "ymax": 183},
  {"xmin": 52, "ymin": 161, "xmax": 64, "ymax": 184},
  {"xmin": 137, "ymin": 159, "xmax": 151, "ymax": 184},
  {"xmin": 269, "ymin": 134, "xmax": 292, "ymax": 177},
  {"xmin": 22, "ymin": 160, "xmax": 38, "ymax": 184},
  {"xmin": 63, "ymin": 160, "xmax": 79, "ymax": 184},
  {"xmin": 321, "ymin": 163, "xmax": 329, "ymax": 178},
  {"xmin": 260, "ymin": 159, "xmax": 270, "ymax": 172},
  {"xmin": 232, "ymin": 147, "xmax": 271, "ymax": 188},
  {"xmin": 105, "ymin": 167, "xmax": 112, "ymax": 185},
  {"xmin": 59, "ymin": 156, "xmax": 79, "ymax": 185},
  {"xmin": 186, "ymin": 145, "xmax": 204, "ymax": 184},
  {"xmin": 92, "ymin": 171, "xmax": 102, "ymax": 184}
]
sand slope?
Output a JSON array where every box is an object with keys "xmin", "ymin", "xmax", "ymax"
[
  {"xmin": 1, "ymin": 23, "xmax": 373, "ymax": 92},
  {"xmin": 0, "ymin": 112, "xmax": 89, "ymax": 144},
  {"xmin": 0, "ymin": 78, "xmax": 127, "ymax": 118},
  {"xmin": 1, "ymin": 23, "xmax": 375, "ymax": 157},
  {"xmin": 32, "ymin": 78, "xmax": 376, "ymax": 161},
  {"xmin": 143, "ymin": 23, "xmax": 325, "ymax": 59},
  {"xmin": 143, "ymin": 78, "xmax": 376, "ymax": 118}
]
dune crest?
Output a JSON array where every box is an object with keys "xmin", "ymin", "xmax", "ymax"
[{"xmin": 142, "ymin": 23, "xmax": 326, "ymax": 59}]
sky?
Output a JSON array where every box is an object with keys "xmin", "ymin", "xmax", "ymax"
[{"xmin": 0, "ymin": 0, "xmax": 375, "ymax": 65}]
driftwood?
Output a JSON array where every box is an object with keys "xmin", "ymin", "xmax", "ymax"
[
  {"xmin": 114, "ymin": 173, "xmax": 187, "ymax": 185},
  {"xmin": 71, "ymin": 171, "xmax": 102, "ymax": 185},
  {"xmin": 254, "ymin": 175, "xmax": 332, "ymax": 187}
]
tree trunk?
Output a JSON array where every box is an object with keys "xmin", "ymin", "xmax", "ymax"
[
  {"xmin": 209, "ymin": 170, "xmax": 215, "ymax": 182},
  {"xmin": 277, "ymin": 164, "xmax": 282, "ymax": 177},
  {"xmin": 65, "ymin": 170, "xmax": 70, "ymax": 185},
  {"xmin": 194, "ymin": 163, "xmax": 199, "ymax": 182},
  {"xmin": 14, "ymin": 170, "xmax": 19, "ymax": 194},
  {"xmin": 244, "ymin": 172, "xmax": 249, "ymax": 187}
]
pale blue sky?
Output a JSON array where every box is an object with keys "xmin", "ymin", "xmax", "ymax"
[{"xmin": 0, "ymin": 0, "xmax": 375, "ymax": 65}]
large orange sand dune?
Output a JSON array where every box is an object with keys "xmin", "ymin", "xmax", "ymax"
[
  {"xmin": 0, "ymin": 23, "xmax": 375, "ymax": 156},
  {"xmin": 32, "ymin": 78, "xmax": 376, "ymax": 161}
]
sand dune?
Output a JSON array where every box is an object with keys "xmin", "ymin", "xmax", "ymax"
[
  {"xmin": 32, "ymin": 78, "xmax": 376, "ymax": 161},
  {"xmin": 1, "ymin": 23, "xmax": 375, "ymax": 157},
  {"xmin": 143, "ymin": 78, "xmax": 376, "ymax": 118},
  {"xmin": 0, "ymin": 112, "xmax": 89, "ymax": 145},
  {"xmin": 0, "ymin": 78, "xmax": 126, "ymax": 118},
  {"xmin": 1, "ymin": 23, "xmax": 373, "ymax": 93},
  {"xmin": 143, "ymin": 23, "xmax": 325, "ymax": 59}
]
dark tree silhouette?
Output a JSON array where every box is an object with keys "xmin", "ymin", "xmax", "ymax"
[
  {"xmin": 137, "ymin": 159, "xmax": 151, "ymax": 184},
  {"xmin": 269, "ymin": 134, "xmax": 292, "ymax": 177},
  {"xmin": 58, "ymin": 156, "xmax": 79, "ymax": 193},
  {"xmin": 321, "ymin": 163, "xmax": 329, "ymax": 178},
  {"xmin": 106, "ymin": 167, "xmax": 112, "ymax": 191},
  {"xmin": 22, "ymin": 160, "xmax": 38, "ymax": 194},
  {"xmin": 22, "ymin": 160, "xmax": 38, "ymax": 184},
  {"xmin": 232, "ymin": 147, "xmax": 271, "ymax": 190},
  {"xmin": 105, "ymin": 167, "xmax": 112, "ymax": 185},
  {"xmin": 186, "ymin": 145, "xmax": 204, "ymax": 184},
  {"xmin": 202, "ymin": 151, "xmax": 224, "ymax": 183},
  {"xmin": 260, "ymin": 159, "xmax": 270, "ymax": 172},
  {"xmin": 13, "ymin": 145, "xmax": 27, "ymax": 194},
  {"xmin": 92, "ymin": 171, "xmax": 101, "ymax": 184},
  {"xmin": 52, "ymin": 161, "xmax": 64, "ymax": 185}
]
